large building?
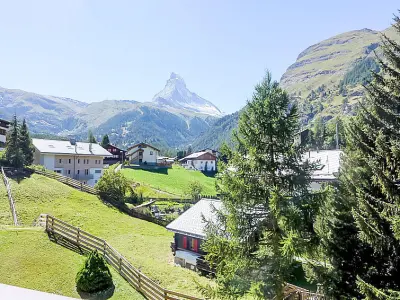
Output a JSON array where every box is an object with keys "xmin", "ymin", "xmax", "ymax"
[
  {"xmin": 32, "ymin": 138, "xmax": 112, "ymax": 186},
  {"xmin": 126, "ymin": 142, "xmax": 160, "ymax": 165},
  {"xmin": 179, "ymin": 151, "xmax": 217, "ymax": 172},
  {"xmin": 0, "ymin": 118, "xmax": 11, "ymax": 147}
]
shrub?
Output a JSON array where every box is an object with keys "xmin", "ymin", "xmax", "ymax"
[
  {"xmin": 96, "ymin": 166, "xmax": 131, "ymax": 204},
  {"xmin": 186, "ymin": 180, "xmax": 203, "ymax": 201},
  {"xmin": 76, "ymin": 250, "xmax": 113, "ymax": 293}
]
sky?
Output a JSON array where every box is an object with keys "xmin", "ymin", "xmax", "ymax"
[{"xmin": 0, "ymin": 1, "xmax": 398, "ymax": 114}]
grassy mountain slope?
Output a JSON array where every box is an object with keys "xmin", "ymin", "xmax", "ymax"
[
  {"xmin": 280, "ymin": 26, "xmax": 400, "ymax": 123},
  {"xmin": 0, "ymin": 229, "xmax": 143, "ymax": 299},
  {"xmin": 7, "ymin": 173, "xmax": 210, "ymax": 297}
]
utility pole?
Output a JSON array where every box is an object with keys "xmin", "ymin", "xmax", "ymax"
[{"xmin": 336, "ymin": 122, "xmax": 339, "ymax": 150}]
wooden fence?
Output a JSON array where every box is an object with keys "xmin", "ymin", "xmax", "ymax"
[
  {"xmin": 38, "ymin": 214, "xmax": 203, "ymax": 300},
  {"xmin": 281, "ymin": 283, "xmax": 326, "ymax": 300},
  {"xmin": 1, "ymin": 167, "xmax": 18, "ymax": 226},
  {"xmin": 31, "ymin": 168, "xmax": 97, "ymax": 194}
]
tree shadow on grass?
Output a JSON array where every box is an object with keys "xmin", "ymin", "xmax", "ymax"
[
  {"xmin": 4, "ymin": 168, "xmax": 34, "ymax": 183},
  {"xmin": 77, "ymin": 285, "xmax": 115, "ymax": 300}
]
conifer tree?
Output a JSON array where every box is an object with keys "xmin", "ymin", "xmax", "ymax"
[
  {"xmin": 337, "ymin": 14, "xmax": 400, "ymax": 297},
  {"xmin": 19, "ymin": 119, "xmax": 34, "ymax": 165},
  {"xmin": 88, "ymin": 130, "xmax": 97, "ymax": 143},
  {"xmin": 5, "ymin": 115, "xmax": 23, "ymax": 168},
  {"xmin": 101, "ymin": 134, "xmax": 110, "ymax": 148},
  {"xmin": 202, "ymin": 72, "xmax": 320, "ymax": 298}
]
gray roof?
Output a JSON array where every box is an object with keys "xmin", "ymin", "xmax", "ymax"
[
  {"xmin": 166, "ymin": 199, "xmax": 222, "ymax": 239},
  {"xmin": 179, "ymin": 151, "xmax": 216, "ymax": 161},
  {"xmin": 303, "ymin": 150, "xmax": 342, "ymax": 181},
  {"xmin": 32, "ymin": 138, "xmax": 112, "ymax": 156}
]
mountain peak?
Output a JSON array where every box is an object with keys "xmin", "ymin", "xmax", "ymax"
[{"xmin": 152, "ymin": 73, "xmax": 222, "ymax": 116}]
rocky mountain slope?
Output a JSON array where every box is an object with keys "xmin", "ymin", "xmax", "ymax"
[
  {"xmin": 153, "ymin": 73, "xmax": 223, "ymax": 116},
  {"xmin": 280, "ymin": 26, "xmax": 399, "ymax": 123},
  {"xmin": 0, "ymin": 73, "xmax": 221, "ymax": 149}
]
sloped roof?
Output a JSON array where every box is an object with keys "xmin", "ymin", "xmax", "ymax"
[
  {"xmin": 127, "ymin": 142, "xmax": 160, "ymax": 152},
  {"xmin": 32, "ymin": 138, "xmax": 112, "ymax": 156},
  {"xmin": 303, "ymin": 150, "xmax": 342, "ymax": 181},
  {"xmin": 179, "ymin": 151, "xmax": 216, "ymax": 161},
  {"xmin": 166, "ymin": 199, "xmax": 222, "ymax": 239}
]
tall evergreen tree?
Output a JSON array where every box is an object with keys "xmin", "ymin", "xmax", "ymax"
[
  {"xmin": 5, "ymin": 115, "xmax": 23, "ymax": 168},
  {"xmin": 202, "ymin": 72, "xmax": 320, "ymax": 298},
  {"xmin": 333, "ymin": 15, "xmax": 400, "ymax": 297},
  {"xmin": 19, "ymin": 119, "xmax": 34, "ymax": 165},
  {"xmin": 88, "ymin": 130, "xmax": 97, "ymax": 143},
  {"xmin": 101, "ymin": 134, "xmax": 110, "ymax": 148}
]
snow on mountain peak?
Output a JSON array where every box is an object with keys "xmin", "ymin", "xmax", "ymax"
[{"xmin": 152, "ymin": 72, "xmax": 223, "ymax": 117}]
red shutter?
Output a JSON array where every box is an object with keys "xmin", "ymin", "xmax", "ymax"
[
  {"xmin": 183, "ymin": 236, "xmax": 187, "ymax": 249},
  {"xmin": 193, "ymin": 239, "xmax": 198, "ymax": 252}
]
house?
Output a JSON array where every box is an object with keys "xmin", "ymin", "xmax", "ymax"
[
  {"xmin": 0, "ymin": 118, "xmax": 10, "ymax": 147},
  {"xmin": 166, "ymin": 199, "xmax": 222, "ymax": 271},
  {"xmin": 294, "ymin": 128, "xmax": 310, "ymax": 146},
  {"xmin": 179, "ymin": 151, "xmax": 217, "ymax": 171},
  {"xmin": 199, "ymin": 148, "xmax": 219, "ymax": 157},
  {"xmin": 156, "ymin": 156, "xmax": 175, "ymax": 167},
  {"xmin": 303, "ymin": 149, "xmax": 342, "ymax": 190},
  {"xmin": 103, "ymin": 144, "xmax": 126, "ymax": 166},
  {"xmin": 126, "ymin": 142, "xmax": 160, "ymax": 165},
  {"xmin": 32, "ymin": 138, "xmax": 112, "ymax": 186}
]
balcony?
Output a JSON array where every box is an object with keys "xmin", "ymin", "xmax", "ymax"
[{"xmin": 73, "ymin": 174, "xmax": 94, "ymax": 180}]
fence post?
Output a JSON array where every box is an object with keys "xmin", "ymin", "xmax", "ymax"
[
  {"xmin": 77, "ymin": 228, "xmax": 80, "ymax": 245},
  {"xmin": 103, "ymin": 240, "xmax": 107, "ymax": 256},
  {"xmin": 46, "ymin": 214, "xmax": 49, "ymax": 232},
  {"xmin": 164, "ymin": 290, "xmax": 167, "ymax": 300},
  {"xmin": 119, "ymin": 256, "xmax": 122, "ymax": 272},
  {"xmin": 138, "ymin": 270, "xmax": 141, "ymax": 291},
  {"xmin": 80, "ymin": 182, "xmax": 83, "ymax": 191}
]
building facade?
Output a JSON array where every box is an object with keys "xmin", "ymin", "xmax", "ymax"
[
  {"xmin": 126, "ymin": 142, "xmax": 160, "ymax": 165},
  {"xmin": 32, "ymin": 138, "xmax": 112, "ymax": 186},
  {"xmin": 0, "ymin": 118, "xmax": 10, "ymax": 147},
  {"xmin": 179, "ymin": 151, "xmax": 217, "ymax": 172},
  {"xmin": 103, "ymin": 144, "xmax": 126, "ymax": 166},
  {"xmin": 167, "ymin": 199, "xmax": 221, "ymax": 272}
]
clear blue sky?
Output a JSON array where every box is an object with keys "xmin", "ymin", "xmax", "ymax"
[{"xmin": 0, "ymin": 1, "xmax": 398, "ymax": 113}]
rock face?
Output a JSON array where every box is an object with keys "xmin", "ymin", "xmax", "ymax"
[
  {"xmin": 152, "ymin": 73, "xmax": 223, "ymax": 116},
  {"xmin": 279, "ymin": 26, "xmax": 400, "ymax": 124}
]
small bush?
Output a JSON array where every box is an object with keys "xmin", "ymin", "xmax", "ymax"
[
  {"xmin": 96, "ymin": 166, "xmax": 131, "ymax": 204},
  {"xmin": 76, "ymin": 250, "xmax": 113, "ymax": 293}
]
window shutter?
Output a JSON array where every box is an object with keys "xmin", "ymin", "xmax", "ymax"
[
  {"xmin": 193, "ymin": 239, "xmax": 198, "ymax": 252},
  {"xmin": 183, "ymin": 236, "xmax": 187, "ymax": 249}
]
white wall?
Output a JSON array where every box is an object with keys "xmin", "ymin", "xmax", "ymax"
[
  {"xmin": 42, "ymin": 154, "xmax": 55, "ymax": 170},
  {"xmin": 142, "ymin": 148, "xmax": 158, "ymax": 164},
  {"xmin": 193, "ymin": 160, "xmax": 216, "ymax": 171},
  {"xmin": 89, "ymin": 168, "xmax": 103, "ymax": 186}
]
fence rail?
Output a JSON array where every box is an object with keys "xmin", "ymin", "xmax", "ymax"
[
  {"xmin": 30, "ymin": 168, "xmax": 97, "ymax": 194},
  {"xmin": 1, "ymin": 167, "xmax": 18, "ymax": 226},
  {"xmin": 38, "ymin": 214, "xmax": 203, "ymax": 300}
]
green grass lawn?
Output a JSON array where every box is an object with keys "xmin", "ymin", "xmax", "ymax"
[
  {"xmin": 7, "ymin": 173, "xmax": 211, "ymax": 297},
  {"xmin": 122, "ymin": 165, "xmax": 217, "ymax": 197},
  {"xmin": 0, "ymin": 229, "xmax": 143, "ymax": 299},
  {"xmin": 0, "ymin": 180, "xmax": 12, "ymax": 226}
]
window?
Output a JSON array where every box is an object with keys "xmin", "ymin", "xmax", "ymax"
[
  {"xmin": 95, "ymin": 180, "xmax": 98, "ymax": 183},
  {"xmin": 67, "ymin": 170, "xmax": 71, "ymax": 175},
  {"xmin": 150, "ymin": 151, "xmax": 153, "ymax": 155},
  {"xmin": 54, "ymin": 170, "xmax": 61, "ymax": 174},
  {"xmin": 77, "ymin": 170, "xmax": 80, "ymax": 174},
  {"xmin": 95, "ymin": 170, "xmax": 101, "ymax": 173},
  {"xmin": 68, "ymin": 159, "xmax": 71, "ymax": 164},
  {"xmin": 59, "ymin": 159, "xmax": 62, "ymax": 163},
  {"xmin": 85, "ymin": 169, "xmax": 89, "ymax": 175},
  {"xmin": 78, "ymin": 159, "xmax": 80, "ymax": 164}
]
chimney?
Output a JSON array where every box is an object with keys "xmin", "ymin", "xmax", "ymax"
[
  {"xmin": 70, "ymin": 137, "xmax": 76, "ymax": 145},
  {"xmin": 89, "ymin": 143, "xmax": 93, "ymax": 153}
]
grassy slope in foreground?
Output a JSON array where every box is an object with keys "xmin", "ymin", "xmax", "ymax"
[
  {"xmin": 9, "ymin": 173, "xmax": 210, "ymax": 296},
  {"xmin": 0, "ymin": 229, "xmax": 143, "ymax": 299},
  {"xmin": 122, "ymin": 165, "xmax": 217, "ymax": 197}
]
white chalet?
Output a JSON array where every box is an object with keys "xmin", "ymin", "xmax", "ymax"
[{"xmin": 179, "ymin": 151, "xmax": 217, "ymax": 172}]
